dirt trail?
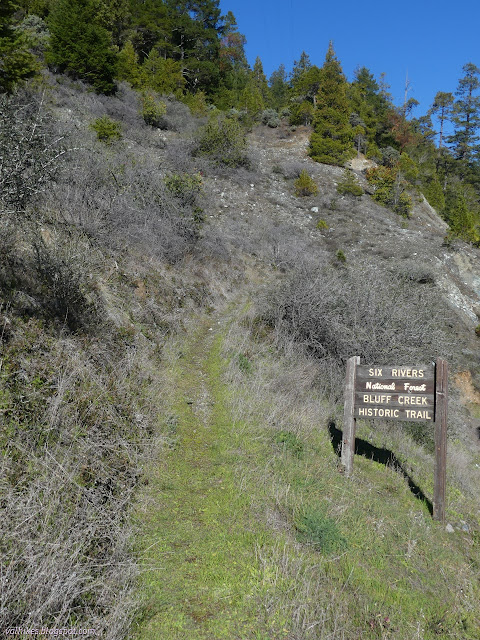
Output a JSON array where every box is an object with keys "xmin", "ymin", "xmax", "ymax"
[{"xmin": 132, "ymin": 311, "xmax": 273, "ymax": 639}]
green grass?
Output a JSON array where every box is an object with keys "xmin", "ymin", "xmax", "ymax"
[
  {"xmin": 131, "ymin": 318, "xmax": 282, "ymax": 638},
  {"xmin": 132, "ymin": 307, "xmax": 480, "ymax": 639}
]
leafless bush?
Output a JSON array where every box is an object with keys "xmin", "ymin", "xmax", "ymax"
[
  {"xmin": 162, "ymin": 96, "xmax": 197, "ymax": 132},
  {"xmin": 276, "ymin": 160, "xmax": 305, "ymax": 179},
  {"xmin": 0, "ymin": 88, "xmax": 67, "ymax": 215},
  {"xmin": 260, "ymin": 262, "xmax": 453, "ymax": 402},
  {"xmin": 45, "ymin": 142, "xmax": 203, "ymax": 263},
  {"xmin": 0, "ymin": 330, "xmax": 161, "ymax": 634}
]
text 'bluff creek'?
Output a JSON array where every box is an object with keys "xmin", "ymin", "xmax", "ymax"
[{"xmin": 354, "ymin": 366, "xmax": 435, "ymax": 422}]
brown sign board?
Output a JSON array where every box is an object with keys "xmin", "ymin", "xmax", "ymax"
[
  {"xmin": 342, "ymin": 357, "xmax": 448, "ymax": 523},
  {"xmin": 354, "ymin": 364, "xmax": 435, "ymax": 422}
]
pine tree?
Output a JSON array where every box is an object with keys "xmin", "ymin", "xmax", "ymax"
[
  {"xmin": 47, "ymin": 0, "xmax": 117, "ymax": 93},
  {"xmin": 429, "ymin": 91, "xmax": 454, "ymax": 149},
  {"xmin": 290, "ymin": 51, "xmax": 311, "ymax": 89},
  {"xmin": 269, "ymin": 64, "xmax": 289, "ymax": 110},
  {"xmin": 215, "ymin": 11, "xmax": 248, "ymax": 108},
  {"xmin": 448, "ymin": 63, "xmax": 480, "ymax": 161},
  {"xmin": 309, "ymin": 42, "xmax": 353, "ymax": 166},
  {"xmin": 165, "ymin": 0, "xmax": 223, "ymax": 94},
  {"xmin": 0, "ymin": 0, "xmax": 38, "ymax": 92},
  {"xmin": 252, "ymin": 56, "xmax": 269, "ymax": 104}
]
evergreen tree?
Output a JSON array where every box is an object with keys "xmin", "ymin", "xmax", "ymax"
[
  {"xmin": 141, "ymin": 47, "xmax": 184, "ymax": 94},
  {"xmin": 47, "ymin": 0, "xmax": 117, "ymax": 93},
  {"xmin": 309, "ymin": 42, "xmax": 353, "ymax": 166},
  {"xmin": 290, "ymin": 51, "xmax": 311, "ymax": 89},
  {"xmin": 252, "ymin": 56, "xmax": 269, "ymax": 103},
  {"xmin": 269, "ymin": 64, "xmax": 289, "ymax": 110},
  {"xmin": 292, "ymin": 65, "xmax": 321, "ymax": 106},
  {"xmin": 116, "ymin": 39, "xmax": 142, "ymax": 87},
  {"xmin": 0, "ymin": 0, "xmax": 38, "ymax": 92},
  {"xmin": 429, "ymin": 91, "xmax": 454, "ymax": 149},
  {"xmin": 128, "ymin": 0, "xmax": 171, "ymax": 61},
  {"xmin": 215, "ymin": 11, "xmax": 248, "ymax": 108},
  {"xmin": 165, "ymin": 0, "xmax": 223, "ymax": 93},
  {"xmin": 448, "ymin": 63, "xmax": 480, "ymax": 161},
  {"xmin": 96, "ymin": 0, "xmax": 130, "ymax": 47}
]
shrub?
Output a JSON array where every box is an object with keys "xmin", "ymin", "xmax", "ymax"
[
  {"xmin": 294, "ymin": 170, "xmax": 318, "ymax": 197},
  {"xmin": 90, "ymin": 115, "xmax": 122, "ymax": 144},
  {"xmin": 296, "ymin": 507, "xmax": 347, "ymax": 553},
  {"xmin": 164, "ymin": 172, "xmax": 203, "ymax": 207},
  {"xmin": 194, "ymin": 115, "xmax": 249, "ymax": 168},
  {"xmin": 261, "ymin": 108, "xmax": 280, "ymax": 128},
  {"xmin": 260, "ymin": 262, "xmax": 452, "ymax": 401},
  {"xmin": 336, "ymin": 169, "xmax": 363, "ymax": 196},
  {"xmin": 275, "ymin": 430, "xmax": 304, "ymax": 457},
  {"xmin": 365, "ymin": 166, "xmax": 412, "ymax": 217},
  {"xmin": 289, "ymin": 101, "xmax": 314, "ymax": 126},
  {"xmin": 237, "ymin": 352, "xmax": 253, "ymax": 374},
  {"xmin": 141, "ymin": 91, "xmax": 167, "ymax": 127},
  {"xmin": 335, "ymin": 249, "xmax": 346, "ymax": 263},
  {"xmin": 0, "ymin": 90, "xmax": 66, "ymax": 214},
  {"xmin": 316, "ymin": 219, "xmax": 328, "ymax": 230},
  {"xmin": 475, "ymin": 325, "xmax": 480, "ymax": 337}
]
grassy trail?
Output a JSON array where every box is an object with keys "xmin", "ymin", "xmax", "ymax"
[{"xmin": 132, "ymin": 313, "xmax": 274, "ymax": 639}]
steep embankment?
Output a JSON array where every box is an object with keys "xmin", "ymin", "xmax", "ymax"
[{"xmin": 131, "ymin": 124, "xmax": 480, "ymax": 639}]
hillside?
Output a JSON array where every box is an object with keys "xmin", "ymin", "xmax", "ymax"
[{"xmin": 1, "ymin": 76, "xmax": 480, "ymax": 639}]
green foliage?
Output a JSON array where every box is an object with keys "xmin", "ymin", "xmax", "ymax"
[
  {"xmin": 47, "ymin": 0, "xmax": 117, "ymax": 94},
  {"xmin": 475, "ymin": 325, "xmax": 480, "ymax": 338},
  {"xmin": 443, "ymin": 185, "xmax": 479, "ymax": 241},
  {"xmin": 237, "ymin": 352, "xmax": 252, "ymax": 374},
  {"xmin": 335, "ymin": 249, "xmax": 346, "ymax": 263},
  {"xmin": 90, "ymin": 115, "xmax": 122, "ymax": 144},
  {"xmin": 194, "ymin": 114, "xmax": 249, "ymax": 167},
  {"xmin": 140, "ymin": 91, "xmax": 167, "ymax": 127},
  {"xmin": 404, "ymin": 422, "xmax": 435, "ymax": 454},
  {"xmin": 164, "ymin": 172, "xmax": 203, "ymax": 207},
  {"xmin": 240, "ymin": 82, "xmax": 264, "ymax": 121},
  {"xmin": 0, "ymin": 0, "xmax": 38, "ymax": 92},
  {"xmin": 116, "ymin": 40, "xmax": 142, "ymax": 88},
  {"xmin": 274, "ymin": 431, "xmax": 304, "ymax": 457},
  {"xmin": 261, "ymin": 108, "xmax": 280, "ymax": 128},
  {"xmin": 423, "ymin": 177, "xmax": 445, "ymax": 212},
  {"xmin": 294, "ymin": 170, "xmax": 318, "ymax": 197},
  {"xmin": 289, "ymin": 100, "xmax": 314, "ymax": 126},
  {"xmin": 309, "ymin": 43, "xmax": 354, "ymax": 166},
  {"xmin": 336, "ymin": 170, "xmax": 363, "ymax": 196},
  {"xmin": 295, "ymin": 507, "xmax": 347, "ymax": 553},
  {"xmin": 140, "ymin": 48, "xmax": 185, "ymax": 95},
  {"xmin": 316, "ymin": 219, "xmax": 328, "ymax": 230},
  {"xmin": 181, "ymin": 91, "xmax": 210, "ymax": 116},
  {"xmin": 398, "ymin": 152, "xmax": 419, "ymax": 183},
  {"xmin": 365, "ymin": 166, "xmax": 412, "ymax": 217}
]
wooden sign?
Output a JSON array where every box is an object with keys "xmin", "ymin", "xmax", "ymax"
[
  {"xmin": 354, "ymin": 364, "xmax": 435, "ymax": 422},
  {"xmin": 342, "ymin": 357, "xmax": 448, "ymax": 523}
]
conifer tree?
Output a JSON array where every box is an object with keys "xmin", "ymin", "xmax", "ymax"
[
  {"xmin": 290, "ymin": 51, "xmax": 311, "ymax": 89},
  {"xmin": 309, "ymin": 42, "xmax": 353, "ymax": 166},
  {"xmin": 269, "ymin": 64, "xmax": 289, "ymax": 110},
  {"xmin": 448, "ymin": 63, "xmax": 480, "ymax": 161},
  {"xmin": 215, "ymin": 11, "xmax": 248, "ymax": 108},
  {"xmin": 0, "ymin": 0, "xmax": 38, "ymax": 92},
  {"xmin": 429, "ymin": 92, "xmax": 454, "ymax": 149},
  {"xmin": 47, "ymin": 0, "xmax": 117, "ymax": 93},
  {"xmin": 252, "ymin": 56, "xmax": 269, "ymax": 104}
]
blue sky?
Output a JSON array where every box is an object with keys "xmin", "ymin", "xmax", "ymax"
[{"xmin": 220, "ymin": 0, "xmax": 480, "ymax": 122}]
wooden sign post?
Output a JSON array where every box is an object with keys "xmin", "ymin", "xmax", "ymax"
[
  {"xmin": 342, "ymin": 358, "xmax": 448, "ymax": 522},
  {"xmin": 433, "ymin": 359, "xmax": 448, "ymax": 523}
]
